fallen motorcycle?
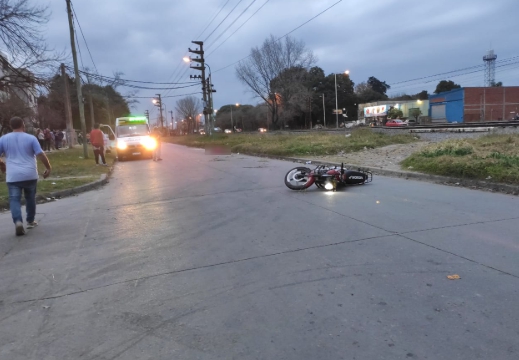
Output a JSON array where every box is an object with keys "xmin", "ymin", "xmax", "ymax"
[{"xmin": 284, "ymin": 163, "xmax": 372, "ymax": 191}]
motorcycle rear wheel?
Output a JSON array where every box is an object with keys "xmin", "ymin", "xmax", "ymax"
[{"xmin": 284, "ymin": 167, "xmax": 313, "ymax": 190}]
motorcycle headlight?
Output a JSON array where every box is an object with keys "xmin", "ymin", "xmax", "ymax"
[
  {"xmin": 141, "ymin": 137, "xmax": 157, "ymax": 150},
  {"xmin": 117, "ymin": 141, "xmax": 127, "ymax": 150}
]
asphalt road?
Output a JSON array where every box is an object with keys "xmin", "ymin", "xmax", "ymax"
[{"xmin": 1, "ymin": 143, "xmax": 518, "ymax": 360}]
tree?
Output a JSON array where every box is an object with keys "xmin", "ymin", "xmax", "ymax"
[
  {"xmin": 491, "ymin": 81, "xmax": 503, "ymax": 87},
  {"xmin": 39, "ymin": 74, "xmax": 131, "ymax": 132},
  {"xmin": 367, "ymin": 76, "xmax": 390, "ymax": 95},
  {"xmin": 434, "ymin": 80, "xmax": 461, "ymax": 94},
  {"xmin": 387, "ymin": 107, "xmax": 403, "ymax": 119},
  {"xmin": 416, "ymin": 90, "xmax": 429, "ymax": 100},
  {"xmin": 0, "ymin": 94, "xmax": 34, "ymax": 135},
  {"xmin": 409, "ymin": 108, "xmax": 422, "ymax": 121},
  {"xmin": 236, "ymin": 35, "xmax": 316, "ymax": 129},
  {"xmin": 175, "ymin": 96, "xmax": 202, "ymax": 134},
  {"xmin": 355, "ymin": 81, "xmax": 386, "ymax": 104},
  {"xmin": 0, "ymin": 0, "xmax": 62, "ymax": 94}
]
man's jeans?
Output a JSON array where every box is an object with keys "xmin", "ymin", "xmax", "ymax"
[{"xmin": 7, "ymin": 180, "xmax": 38, "ymax": 224}]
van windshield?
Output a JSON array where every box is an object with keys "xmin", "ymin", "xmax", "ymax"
[{"xmin": 117, "ymin": 124, "xmax": 149, "ymax": 138}]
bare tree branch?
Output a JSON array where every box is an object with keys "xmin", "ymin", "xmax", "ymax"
[
  {"xmin": 235, "ymin": 35, "xmax": 316, "ymax": 128},
  {"xmin": 175, "ymin": 96, "xmax": 202, "ymax": 134}
]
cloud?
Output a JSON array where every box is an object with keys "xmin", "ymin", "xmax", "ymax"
[{"xmin": 43, "ymin": 0, "xmax": 518, "ymax": 117}]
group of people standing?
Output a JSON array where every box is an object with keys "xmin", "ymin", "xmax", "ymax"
[{"xmin": 35, "ymin": 128, "xmax": 65, "ymax": 152}]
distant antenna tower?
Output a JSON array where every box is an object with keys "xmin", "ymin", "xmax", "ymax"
[{"xmin": 483, "ymin": 49, "xmax": 497, "ymax": 87}]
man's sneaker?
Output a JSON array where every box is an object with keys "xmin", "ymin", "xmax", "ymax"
[
  {"xmin": 27, "ymin": 221, "xmax": 38, "ymax": 229},
  {"xmin": 101, "ymin": 163, "xmax": 108, "ymax": 167},
  {"xmin": 15, "ymin": 221, "xmax": 25, "ymax": 236}
]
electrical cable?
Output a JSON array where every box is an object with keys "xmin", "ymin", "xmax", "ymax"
[
  {"xmin": 213, "ymin": 0, "xmax": 343, "ymax": 73},
  {"xmin": 207, "ymin": 0, "xmax": 270, "ymax": 58},
  {"xmin": 70, "ymin": 67, "xmax": 198, "ymax": 85},
  {"xmin": 387, "ymin": 61, "xmax": 519, "ymax": 96},
  {"xmin": 71, "ymin": 1, "xmax": 98, "ymax": 73},
  {"xmin": 125, "ymin": 91, "xmax": 202, "ymax": 99},
  {"xmin": 195, "ymin": 0, "xmax": 232, "ymax": 39},
  {"xmin": 389, "ymin": 55, "xmax": 519, "ymax": 88},
  {"xmin": 206, "ymin": 0, "xmax": 257, "ymax": 51},
  {"xmin": 163, "ymin": 0, "xmax": 237, "ymax": 97},
  {"xmin": 204, "ymin": 0, "xmax": 245, "ymax": 42}
]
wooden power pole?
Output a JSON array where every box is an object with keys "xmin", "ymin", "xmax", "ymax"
[
  {"xmin": 88, "ymin": 92, "xmax": 95, "ymax": 131},
  {"xmin": 66, "ymin": 0, "xmax": 88, "ymax": 158},
  {"xmin": 60, "ymin": 63, "xmax": 74, "ymax": 148}
]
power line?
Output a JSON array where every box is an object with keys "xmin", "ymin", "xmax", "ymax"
[
  {"xmin": 118, "ymin": 83, "xmax": 200, "ymax": 91},
  {"xmin": 125, "ymin": 92, "xmax": 202, "ymax": 99},
  {"xmin": 71, "ymin": 1, "xmax": 98, "ymax": 73},
  {"xmin": 387, "ymin": 60, "xmax": 519, "ymax": 96},
  {"xmin": 206, "ymin": 0, "xmax": 257, "ymax": 51},
  {"xmin": 204, "ymin": 0, "xmax": 245, "ymax": 42},
  {"xmin": 72, "ymin": 68, "xmax": 198, "ymax": 85},
  {"xmin": 207, "ymin": 0, "xmax": 270, "ymax": 58},
  {"xmin": 195, "ymin": 0, "xmax": 232, "ymax": 39},
  {"xmin": 389, "ymin": 55, "xmax": 519, "ymax": 88},
  {"xmin": 163, "ymin": 0, "xmax": 235, "ymax": 98},
  {"xmin": 213, "ymin": 0, "xmax": 343, "ymax": 73},
  {"xmin": 71, "ymin": 13, "xmax": 85, "ymax": 71}
]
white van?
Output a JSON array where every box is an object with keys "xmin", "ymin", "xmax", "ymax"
[{"xmin": 112, "ymin": 117, "xmax": 156, "ymax": 161}]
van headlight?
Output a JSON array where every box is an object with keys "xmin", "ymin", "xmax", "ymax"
[
  {"xmin": 117, "ymin": 141, "xmax": 127, "ymax": 150},
  {"xmin": 141, "ymin": 136, "xmax": 157, "ymax": 150}
]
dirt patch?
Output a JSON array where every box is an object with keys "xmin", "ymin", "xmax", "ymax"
[{"xmin": 306, "ymin": 141, "xmax": 431, "ymax": 172}]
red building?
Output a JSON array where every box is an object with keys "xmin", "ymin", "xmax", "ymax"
[{"xmin": 429, "ymin": 87, "xmax": 519, "ymax": 123}]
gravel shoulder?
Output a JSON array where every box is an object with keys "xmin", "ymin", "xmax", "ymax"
[{"xmin": 306, "ymin": 141, "xmax": 431, "ymax": 172}]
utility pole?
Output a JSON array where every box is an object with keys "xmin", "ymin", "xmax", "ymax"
[
  {"xmin": 156, "ymin": 93, "xmax": 164, "ymax": 130},
  {"xmin": 169, "ymin": 110, "xmax": 173, "ymax": 131},
  {"xmin": 189, "ymin": 41, "xmax": 209, "ymax": 135},
  {"xmin": 207, "ymin": 74, "xmax": 216, "ymax": 133},
  {"xmin": 60, "ymin": 63, "xmax": 74, "ymax": 148},
  {"xmin": 88, "ymin": 91, "xmax": 95, "ymax": 131},
  {"xmin": 144, "ymin": 110, "xmax": 149, "ymax": 121},
  {"xmin": 66, "ymin": 0, "xmax": 88, "ymax": 158}
]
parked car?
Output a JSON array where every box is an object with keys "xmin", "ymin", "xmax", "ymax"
[
  {"xmin": 224, "ymin": 129, "xmax": 232, "ymax": 134},
  {"xmin": 235, "ymin": 128, "xmax": 242, "ymax": 133},
  {"xmin": 214, "ymin": 127, "xmax": 222, "ymax": 133},
  {"xmin": 199, "ymin": 129, "xmax": 206, "ymax": 135},
  {"xmin": 258, "ymin": 127, "xmax": 267, "ymax": 133},
  {"xmin": 405, "ymin": 119, "xmax": 417, "ymax": 126},
  {"xmin": 385, "ymin": 119, "xmax": 407, "ymax": 127}
]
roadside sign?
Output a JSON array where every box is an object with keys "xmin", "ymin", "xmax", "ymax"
[{"xmin": 332, "ymin": 109, "xmax": 343, "ymax": 114}]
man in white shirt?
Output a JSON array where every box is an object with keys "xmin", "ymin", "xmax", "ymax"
[{"xmin": 0, "ymin": 117, "xmax": 52, "ymax": 236}]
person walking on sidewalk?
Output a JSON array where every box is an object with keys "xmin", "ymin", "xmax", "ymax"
[
  {"xmin": 89, "ymin": 123, "xmax": 107, "ymax": 166},
  {"xmin": 151, "ymin": 126, "xmax": 162, "ymax": 161},
  {"xmin": 43, "ymin": 128, "xmax": 51, "ymax": 152},
  {"xmin": 0, "ymin": 117, "xmax": 52, "ymax": 236}
]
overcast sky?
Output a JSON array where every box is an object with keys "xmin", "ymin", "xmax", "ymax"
[{"xmin": 45, "ymin": 0, "xmax": 519, "ymax": 122}]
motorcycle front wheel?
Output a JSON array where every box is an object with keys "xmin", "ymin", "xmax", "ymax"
[{"xmin": 284, "ymin": 167, "xmax": 314, "ymax": 190}]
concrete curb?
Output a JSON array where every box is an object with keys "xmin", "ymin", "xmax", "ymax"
[
  {"xmin": 245, "ymin": 153, "xmax": 519, "ymax": 196},
  {"xmin": 38, "ymin": 173, "xmax": 109, "ymax": 201}
]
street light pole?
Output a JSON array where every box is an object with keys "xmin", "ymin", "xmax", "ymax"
[
  {"xmin": 334, "ymin": 70, "xmax": 350, "ymax": 130},
  {"xmin": 322, "ymin": 93, "xmax": 326, "ymax": 128},
  {"xmin": 231, "ymin": 105, "xmax": 233, "ymax": 132},
  {"xmin": 335, "ymin": 73, "xmax": 338, "ymax": 129}
]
